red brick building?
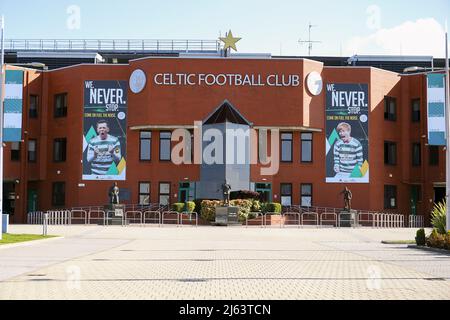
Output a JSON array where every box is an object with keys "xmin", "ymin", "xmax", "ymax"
[{"xmin": 3, "ymin": 56, "xmax": 445, "ymax": 224}]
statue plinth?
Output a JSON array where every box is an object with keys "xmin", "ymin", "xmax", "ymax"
[
  {"xmin": 339, "ymin": 209, "xmax": 358, "ymax": 228},
  {"xmin": 104, "ymin": 204, "xmax": 126, "ymax": 225},
  {"xmin": 214, "ymin": 206, "xmax": 240, "ymax": 226}
]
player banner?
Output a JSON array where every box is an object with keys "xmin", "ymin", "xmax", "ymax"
[
  {"xmin": 325, "ymin": 83, "xmax": 369, "ymax": 183},
  {"xmin": 83, "ymin": 80, "xmax": 127, "ymax": 181}
]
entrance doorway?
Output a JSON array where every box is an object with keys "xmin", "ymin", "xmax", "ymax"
[
  {"xmin": 410, "ymin": 185, "xmax": 421, "ymax": 216},
  {"xmin": 3, "ymin": 182, "xmax": 15, "ymax": 216},
  {"xmin": 255, "ymin": 183, "xmax": 272, "ymax": 202},
  {"xmin": 28, "ymin": 189, "xmax": 38, "ymax": 212},
  {"xmin": 434, "ymin": 187, "xmax": 446, "ymax": 205},
  {"xmin": 178, "ymin": 182, "xmax": 196, "ymax": 203}
]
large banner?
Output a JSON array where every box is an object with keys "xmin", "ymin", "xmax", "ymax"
[
  {"xmin": 83, "ymin": 80, "xmax": 127, "ymax": 180},
  {"xmin": 427, "ymin": 73, "xmax": 446, "ymax": 146},
  {"xmin": 325, "ymin": 83, "xmax": 369, "ymax": 183},
  {"xmin": 3, "ymin": 70, "xmax": 24, "ymax": 142}
]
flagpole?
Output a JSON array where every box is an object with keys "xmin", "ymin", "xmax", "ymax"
[
  {"xmin": 0, "ymin": 16, "xmax": 5, "ymax": 240},
  {"xmin": 445, "ymin": 25, "xmax": 450, "ymax": 232}
]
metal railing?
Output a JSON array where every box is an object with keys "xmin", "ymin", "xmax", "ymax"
[
  {"xmin": 26, "ymin": 207, "xmax": 423, "ymax": 230},
  {"xmin": 162, "ymin": 211, "xmax": 181, "ymax": 226},
  {"xmin": 282, "ymin": 212, "xmax": 301, "ymax": 228},
  {"xmin": 320, "ymin": 212, "xmax": 338, "ymax": 227},
  {"xmin": 5, "ymin": 39, "xmax": 221, "ymax": 53},
  {"xmin": 409, "ymin": 215, "xmax": 424, "ymax": 228},
  {"xmin": 143, "ymin": 210, "xmax": 161, "ymax": 226},
  {"xmin": 180, "ymin": 212, "xmax": 198, "ymax": 227}
]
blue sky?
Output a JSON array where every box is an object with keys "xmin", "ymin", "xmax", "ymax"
[{"xmin": 1, "ymin": 0, "xmax": 449, "ymax": 57}]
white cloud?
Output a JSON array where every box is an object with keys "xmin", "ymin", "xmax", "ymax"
[{"xmin": 345, "ymin": 18, "xmax": 446, "ymax": 57}]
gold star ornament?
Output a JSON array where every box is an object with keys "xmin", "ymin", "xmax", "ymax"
[{"xmin": 220, "ymin": 30, "xmax": 241, "ymax": 51}]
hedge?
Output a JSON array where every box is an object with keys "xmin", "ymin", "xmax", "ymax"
[{"xmin": 171, "ymin": 201, "xmax": 196, "ymax": 213}]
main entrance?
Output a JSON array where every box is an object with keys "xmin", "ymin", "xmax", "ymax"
[
  {"xmin": 255, "ymin": 183, "xmax": 272, "ymax": 202},
  {"xmin": 178, "ymin": 182, "xmax": 196, "ymax": 203},
  {"xmin": 434, "ymin": 186, "xmax": 445, "ymax": 205}
]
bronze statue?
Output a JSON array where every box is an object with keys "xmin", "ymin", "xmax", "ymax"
[
  {"xmin": 341, "ymin": 186, "xmax": 352, "ymax": 211},
  {"xmin": 110, "ymin": 182, "xmax": 120, "ymax": 205},
  {"xmin": 222, "ymin": 181, "xmax": 231, "ymax": 206}
]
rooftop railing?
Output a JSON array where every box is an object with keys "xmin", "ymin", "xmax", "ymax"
[{"xmin": 5, "ymin": 39, "xmax": 221, "ymax": 53}]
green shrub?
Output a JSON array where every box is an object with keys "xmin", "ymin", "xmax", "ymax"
[
  {"xmin": 200, "ymin": 199, "xmax": 261, "ymax": 223},
  {"xmin": 251, "ymin": 199, "xmax": 261, "ymax": 212},
  {"xmin": 172, "ymin": 201, "xmax": 196, "ymax": 213},
  {"xmin": 415, "ymin": 228, "xmax": 426, "ymax": 246},
  {"xmin": 431, "ymin": 200, "xmax": 447, "ymax": 235},
  {"xmin": 184, "ymin": 201, "xmax": 196, "ymax": 213},
  {"xmin": 172, "ymin": 203, "xmax": 184, "ymax": 213},
  {"xmin": 200, "ymin": 200, "xmax": 221, "ymax": 222},
  {"xmin": 426, "ymin": 229, "xmax": 445, "ymax": 249},
  {"xmin": 261, "ymin": 202, "xmax": 282, "ymax": 214},
  {"xmin": 230, "ymin": 199, "xmax": 253, "ymax": 222}
]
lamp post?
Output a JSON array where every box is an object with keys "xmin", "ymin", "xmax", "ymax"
[
  {"xmin": 445, "ymin": 30, "xmax": 450, "ymax": 232},
  {"xmin": 402, "ymin": 30, "xmax": 449, "ymax": 231},
  {"xmin": 0, "ymin": 16, "xmax": 4, "ymax": 240}
]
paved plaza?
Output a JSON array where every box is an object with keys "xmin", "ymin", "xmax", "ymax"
[{"xmin": 0, "ymin": 225, "xmax": 449, "ymax": 300}]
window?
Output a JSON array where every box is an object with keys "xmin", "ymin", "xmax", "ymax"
[
  {"xmin": 54, "ymin": 93, "xmax": 67, "ymax": 118},
  {"xmin": 10, "ymin": 142, "xmax": 20, "ymax": 161},
  {"xmin": 384, "ymin": 185, "xmax": 397, "ymax": 209},
  {"xmin": 411, "ymin": 99, "xmax": 420, "ymax": 122},
  {"xmin": 301, "ymin": 133, "xmax": 313, "ymax": 162},
  {"xmin": 384, "ymin": 141, "xmax": 397, "ymax": 165},
  {"xmin": 159, "ymin": 131, "xmax": 171, "ymax": 161},
  {"xmin": 412, "ymin": 143, "xmax": 421, "ymax": 166},
  {"xmin": 29, "ymin": 95, "xmax": 38, "ymax": 118},
  {"xmin": 280, "ymin": 183, "xmax": 292, "ymax": 206},
  {"xmin": 301, "ymin": 184, "xmax": 313, "ymax": 207},
  {"xmin": 52, "ymin": 182, "xmax": 65, "ymax": 207},
  {"xmin": 53, "ymin": 138, "xmax": 67, "ymax": 162},
  {"xmin": 411, "ymin": 185, "xmax": 422, "ymax": 202},
  {"xmin": 28, "ymin": 139, "xmax": 37, "ymax": 162},
  {"xmin": 384, "ymin": 96, "xmax": 397, "ymax": 121},
  {"xmin": 281, "ymin": 132, "xmax": 293, "ymax": 162},
  {"xmin": 140, "ymin": 131, "xmax": 151, "ymax": 161},
  {"xmin": 429, "ymin": 146, "xmax": 439, "ymax": 166},
  {"xmin": 139, "ymin": 182, "xmax": 151, "ymax": 205},
  {"xmin": 159, "ymin": 182, "xmax": 171, "ymax": 206}
]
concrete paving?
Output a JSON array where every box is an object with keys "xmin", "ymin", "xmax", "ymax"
[{"xmin": 0, "ymin": 225, "xmax": 449, "ymax": 300}]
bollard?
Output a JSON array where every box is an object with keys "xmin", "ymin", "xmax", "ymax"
[{"xmin": 43, "ymin": 212, "xmax": 48, "ymax": 236}]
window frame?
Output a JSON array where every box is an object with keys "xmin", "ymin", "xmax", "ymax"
[
  {"xmin": 411, "ymin": 98, "xmax": 421, "ymax": 122},
  {"xmin": 301, "ymin": 132, "xmax": 313, "ymax": 163},
  {"xmin": 29, "ymin": 94, "xmax": 39, "ymax": 119},
  {"xmin": 384, "ymin": 185, "xmax": 397, "ymax": 209},
  {"xmin": 158, "ymin": 182, "xmax": 171, "ymax": 206},
  {"xmin": 280, "ymin": 132, "xmax": 293, "ymax": 163},
  {"xmin": 384, "ymin": 96, "xmax": 397, "ymax": 121},
  {"xmin": 54, "ymin": 93, "xmax": 68, "ymax": 118},
  {"xmin": 139, "ymin": 131, "xmax": 152, "ymax": 161},
  {"xmin": 280, "ymin": 183, "xmax": 292, "ymax": 206},
  {"xmin": 138, "ymin": 181, "xmax": 151, "ymax": 205},
  {"xmin": 52, "ymin": 181, "xmax": 66, "ymax": 207},
  {"xmin": 412, "ymin": 142, "xmax": 421, "ymax": 167},
  {"xmin": 384, "ymin": 141, "xmax": 397, "ymax": 165},
  {"xmin": 28, "ymin": 139, "xmax": 37, "ymax": 163},
  {"xmin": 429, "ymin": 145, "xmax": 439, "ymax": 166},
  {"xmin": 53, "ymin": 138, "xmax": 67, "ymax": 162},
  {"xmin": 159, "ymin": 131, "xmax": 172, "ymax": 161},
  {"xmin": 301, "ymin": 183, "xmax": 313, "ymax": 208},
  {"xmin": 10, "ymin": 142, "xmax": 20, "ymax": 161}
]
